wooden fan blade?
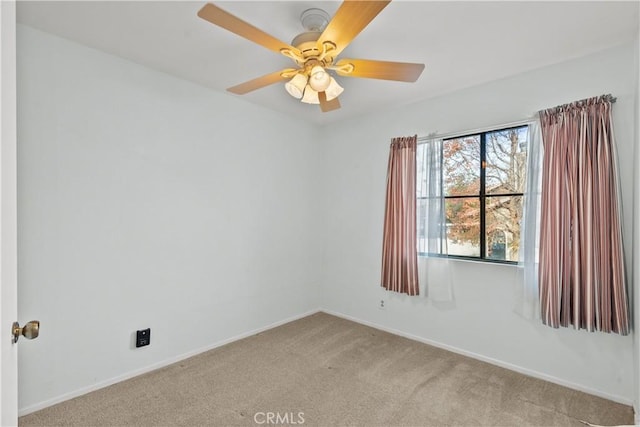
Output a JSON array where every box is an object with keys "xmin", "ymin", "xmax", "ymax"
[
  {"xmin": 198, "ymin": 3, "xmax": 302, "ymax": 57},
  {"xmin": 335, "ymin": 59, "xmax": 425, "ymax": 82},
  {"xmin": 318, "ymin": 91, "xmax": 341, "ymax": 112},
  {"xmin": 317, "ymin": 1, "xmax": 390, "ymax": 57},
  {"xmin": 227, "ymin": 70, "xmax": 291, "ymax": 95}
]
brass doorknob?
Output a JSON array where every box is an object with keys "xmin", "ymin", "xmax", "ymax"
[{"xmin": 12, "ymin": 320, "xmax": 40, "ymax": 343}]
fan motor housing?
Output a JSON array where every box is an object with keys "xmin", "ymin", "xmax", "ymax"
[{"xmin": 291, "ymin": 31, "xmax": 322, "ymax": 57}]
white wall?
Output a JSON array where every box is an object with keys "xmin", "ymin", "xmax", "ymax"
[
  {"xmin": 320, "ymin": 42, "xmax": 637, "ymax": 404},
  {"xmin": 16, "ymin": 25, "xmax": 322, "ymax": 413}
]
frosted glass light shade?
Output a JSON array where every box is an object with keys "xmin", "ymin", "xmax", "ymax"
[
  {"xmin": 324, "ymin": 77, "xmax": 344, "ymax": 101},
  {"xmin": 309, "ymin": 66, "xmax": 331, "ymax": 92},
  {"xmin": 285, "ymin": 74, "xmax": 308, "ymax": 99},
  {"xmin": 301, "ymin": 85, "xmax": 320, "ymax": 104}
]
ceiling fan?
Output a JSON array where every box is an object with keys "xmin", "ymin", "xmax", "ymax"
[{"xmin": 197, "ymin": 1, "xmax": 425, "ymax": 112}]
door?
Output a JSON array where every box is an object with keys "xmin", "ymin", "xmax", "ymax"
[{"xmin": 0, "ymin": 0, "xmax": 18, "ymax": 425}]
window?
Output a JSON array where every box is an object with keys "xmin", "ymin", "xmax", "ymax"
[{"xmin": 417, "ymin": 125, "xmax": 529, "ymax": 263}]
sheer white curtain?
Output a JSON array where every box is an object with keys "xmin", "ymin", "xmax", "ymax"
[
  {"xmin": 417, "ymin": 137, "xmax": 453, "ymax": 301},
  {"xmin": 515, "ymin": 120, "xmax": 543, "ymax": 319}
]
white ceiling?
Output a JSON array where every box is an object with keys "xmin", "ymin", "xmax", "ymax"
[{"xmin": 16, "ymin": 1, "xmax": 640, "ymax": 125}]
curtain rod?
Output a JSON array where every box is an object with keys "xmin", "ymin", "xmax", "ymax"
[
  {"xmin": 417, "ymin": 116, "xmax": 536, "ymax": 144},
  {"xmin": 543, "ymin": 93, "xmax": 617, "ymax": 112},
  {"xmin": 418, "ymin": 93, "xmax": 616, "ymax": 144}
]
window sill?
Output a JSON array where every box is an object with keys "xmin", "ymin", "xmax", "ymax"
[{"xmin": 418, "ymin": 254, "xmax": 518, "ymax": 267}]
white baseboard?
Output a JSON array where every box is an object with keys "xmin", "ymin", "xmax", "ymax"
[
  {"xmin": 321, "ymin": 308, "xmax": 634, "ymax": 407},
  {"xmin": 18, "ymin": 308, "xmax": 322, "ymax": 417}
]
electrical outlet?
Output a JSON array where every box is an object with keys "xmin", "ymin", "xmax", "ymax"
[
  {"xmin": 379, "ymin": 299, "xmax": 385, "ymax": 310},
  {"xmin": 136, "ymin": 328, "xmax": 150, "ymax": 348}
]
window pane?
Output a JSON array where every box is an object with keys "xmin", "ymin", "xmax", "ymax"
[
  {"xmin": 486, "ymin": 126, "xmax": 529, "ymax": 195},
  {"xmin": 443, "ymin": 136, "xmax": 480, "ymax": 196},
  {"xmin": 485, "ymin": 195, "xmax": 523, "ymax": 262},
  {"xmin": 445, "ymin": 197, "xmax": 480, "ymax": 257}
]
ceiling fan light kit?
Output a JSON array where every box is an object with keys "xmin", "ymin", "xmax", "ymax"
[
  {"xmin": 197, "ymin": 1, "xmax": 425, "ymax": 113},
  {"xmin": 301, "ymin": 84, "xmax": 320, "ymax": 105},
  {"xmin": 324, "ymin": 78, "xmax": 344, "ymax": 101},
  {"xmin": 285, "ymin": 74, "xmax": 307, "ymax": 99},
  {"xmin": 309, "ymin": 65, "xmax": 331, "ymax": 91}
]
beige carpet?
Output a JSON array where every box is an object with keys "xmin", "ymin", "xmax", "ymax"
[{"xmin": 20, "ymin": 312, "xmax": 633, "ymax": 426}]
